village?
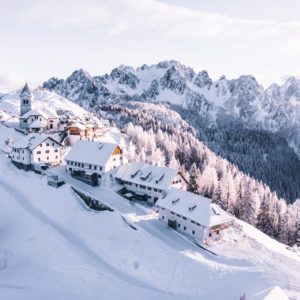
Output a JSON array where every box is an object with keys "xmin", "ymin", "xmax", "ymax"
[{"xmin": 5, "ymin": 83, "xmax": 233, "ymax": 246}]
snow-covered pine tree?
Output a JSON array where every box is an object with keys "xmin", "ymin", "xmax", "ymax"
[{"xmin": 187, "ymin": 163, "xmax": 201, "ymax": 193}]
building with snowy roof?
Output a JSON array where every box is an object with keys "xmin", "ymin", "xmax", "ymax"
[
  {"xmin": 114, "ymin": 162, "xmax": 188, "ymax": 203},
  {"xmin": 156, "ymin": 188, "xmax": 233, "ymax": 243},
  {"xmin": 65, "ymin": 140, "xmax": 123, "ymax": 185},
  {"xmin": 11, "ymin": 133, "xmax": 63, "ymax": 171},
  {"xmin": 19, "ymin": 83, "xmax": 59, "ymax": 132},
  {"xmin": 66, "ymin": 122, "xmax": 98, "ymax": 145}
]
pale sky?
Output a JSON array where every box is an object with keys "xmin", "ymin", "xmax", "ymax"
[{"xmin": 1, "ymin": 0, "xmax": 300, "ymax": 91}]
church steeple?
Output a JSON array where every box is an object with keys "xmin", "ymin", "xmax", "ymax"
[{"xmin": 20, "ymin": 82, "xmax": 32, "ymax": 116}]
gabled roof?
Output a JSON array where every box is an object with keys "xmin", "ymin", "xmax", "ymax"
[
  {"xmin": 20, "ymin": 83, "xmax": 31, "ymax": 96},
  {"xmin": 65, "ymin": 140, "xmax": 120, "ymax": 166},
  {"xmin": 21, "ymin": 108, "xmax": 58, "ymax": 120},
  {"xmin": 114, "ymin": 162, "xmax": 184, "ymax": 190},
  {"xmin": 29, "ymin": 120, "xmax": 45, "ymax": 128},
  {"xmin": 66, "ymin": 122, "xmax": 94, "ymax": 130},
  {"xmin": 156, "ymin": 188, "xmax": 232, "ymax": 227},
  {"xmin": 12, "ymin": 133, "xmax": 61, "ymax": 150}
]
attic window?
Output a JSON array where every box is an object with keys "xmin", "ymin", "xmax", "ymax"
[
  {"xmin": 155, "ymin": 173, "xmax": 165, "ymax": 184},
  {"xmin": 140, "ymin": 171, "xmax": 151, "ymax": 181},
  {"xmin": 131, "ymin": 169, "xmax": 139, "ymax": 178},
  {"xmin": 189, "ymin": 205, "xmax": 197, "ymax": 212},
  {"xmin": 172, "ymin": 198, "xmax": 180, "ymax": 205},
  {"xmin": 212, "ymin": 206, "xmax": 220, "ymax": 215}
]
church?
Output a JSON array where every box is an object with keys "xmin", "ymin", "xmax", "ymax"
[{"xmin": 19, "ymin": 83, "xmax": 59, "ymax": 132}]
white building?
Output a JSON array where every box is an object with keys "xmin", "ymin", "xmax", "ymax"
[
  {"xmin": 114, "ymin": 162, "xmax": 188, "ymax": 203},
  {"xmin": 156, "ymin": 188, "xmax": 233, "ymax": 244},
  {"xmin": 20, "ymin": 109, "xmax": 60, "ymax": 132},
  {"xmin": 19, "ymin": 83, "xmax": 59, "ymax": 132},
  {"xmin": 65, "ymin": 140, "xmax": 123, "ymax": 181},
  {"xmin": 11, "ymin": 133, "xmax": 63, "ymax": 171}
]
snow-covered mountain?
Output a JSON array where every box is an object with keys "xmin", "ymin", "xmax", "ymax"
[{"xmin": 43, "ymin": 60, "xmax": 300, "ymax": 151}]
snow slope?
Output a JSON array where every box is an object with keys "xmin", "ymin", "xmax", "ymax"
[
  {"xmin": 0, "ymin": 134, "xmax": 299, "ymax": 299},
  {"xmin": 0, "ymin": 87, "xmax": 97, "ymax": 123}
]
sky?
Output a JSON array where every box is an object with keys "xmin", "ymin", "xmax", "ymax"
[{"xmin": 1, "ymin": 0, "xmax": 300, "ymax": 91}]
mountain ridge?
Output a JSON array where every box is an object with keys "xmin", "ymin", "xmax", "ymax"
[{"xmin": 43, "ymin": 60, "xmax": 300, "ymax": 152}]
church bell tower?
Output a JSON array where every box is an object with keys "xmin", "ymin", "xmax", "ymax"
[{"xmin": 20, "ymin": 83, "xmax": 32, "ymax": 116}]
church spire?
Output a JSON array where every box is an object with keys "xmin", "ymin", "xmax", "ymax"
[
  {"xmin": 20, "ymin": 82, "xmax": 31, "ymax": 96},
  {"xmin": 20, "ymin": 82, "xmax": 32, "ymax": 116}
]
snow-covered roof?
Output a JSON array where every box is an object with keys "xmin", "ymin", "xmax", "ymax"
[
  {"xmin": 21, "ymin": 108, "xmax": 58, "ymax": 120},
  {"xmin": 66, "ymin": 122, "xmax": 94, "ymax": 130},
  {"xmin": 114, "ymin": 162, "xmax": 185, "ymax": 190},
  {"xmin": 12, "ymin": 133, "xmax": 61, "ymax": 150},
  {"xmin": 156, "ymin": 188, "xmax": 232, "ymax": 227},
  {"xmin": 29, "ymin": 120, "xmax": 45, "ymax": 128},
  {"xmin": 253, "ymin": 286, "xmax": 289, "ymax": 300},
  {"xmin": 20, "ymin": 83, "xmax": 31, "ymax": 96},
  {"xmin": 65, "ymin": 140, "xmax": 120, "ymax": 166}
]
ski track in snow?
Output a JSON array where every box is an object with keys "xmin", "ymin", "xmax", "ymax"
[{"xmin": 0, "ymin": 178, "xmax": 174, "ymax": 298}]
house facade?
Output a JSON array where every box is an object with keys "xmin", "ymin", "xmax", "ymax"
[
  {"xmin": 19, "ymin": 109, "xmax": 59, "ymax": 132},
  {"xmin": 156, "ymin": 188, "xmax": 233, "ymax": 243},
  {"xmin": 66, "ymin": 122, "xmax": 97, "ymax": 145},
  {"xmin": 114, "ymin": 162, "xmax": 188, "ymax": 203},
  {"xmin": 11, "ymin": 133, "xmax": 62, "ymax": 171},
  {"xmin": 65, "ymin": 141, "xmax": 123, "ymax": 184}
]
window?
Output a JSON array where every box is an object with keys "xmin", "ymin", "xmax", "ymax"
[
  {"xmin": 37, "ymin": 151, "xmax": 41, "ymax": 154},
  {"xmin": 178, "ymin": 223, "xmax": 180, "ymax": 228},
  {"xmin": 52, "ymin": 143, "xmax": 54, "ymax": 146},
  {"xmin": 184, "ymin": 226, "xmax": 186, "ymax": 231},
  {"xmin": 162, "ymin": 216, "xmax": 164, "ymax": 220},
  {"xmin": 171, "ymin": 212, "xmax": 175, "ymax": 215},
  {"xmin": 54, "ymin": 149, "xmax": 58, "ymax": 152},
  {"xmin": 191, "ymin": 220, "xmax": 195, "ymax": 224},
  {"xmin": 89, "ymin": 165, "xmax": 92, "ymax": 169},
  {"xmin": 147, "ymin": 187, "xmax": 151, "ymax": 190},
  {"xmin": 182, "ymin": 217, "xmax": 187, "ymax": 220},
  {"xmin": 55, "ymin": 156, "xmax": 58, "ymax": 159},
  {"xmin": 47, "ymin": 157, "xmax": 49, "ymax": 160},
  {"xmin": 94, "ymin": 166, "xmax": 97, "ymax": 170},
  {"xmin": 45, "ymin": 150, "xmax": 50, "ymax": 154},
  {"xmin": 192, "ymin": 230, "xmax": 195, "ymax": 235},
  {"xmin": 40, "ymin": 144, "xmax": 42, "ymax": 147},
  {"xmin": 46, "ymin": 143, "xmax": 49, "ymax": 146},
  {"xmin": 38, "ymin": 158, "xmax": 41, "ymax": 162}
]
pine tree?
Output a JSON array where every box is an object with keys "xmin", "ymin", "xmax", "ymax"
[{"xmin": 187, "ymin": 163, "xmax": 201, "ymax": 193}]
